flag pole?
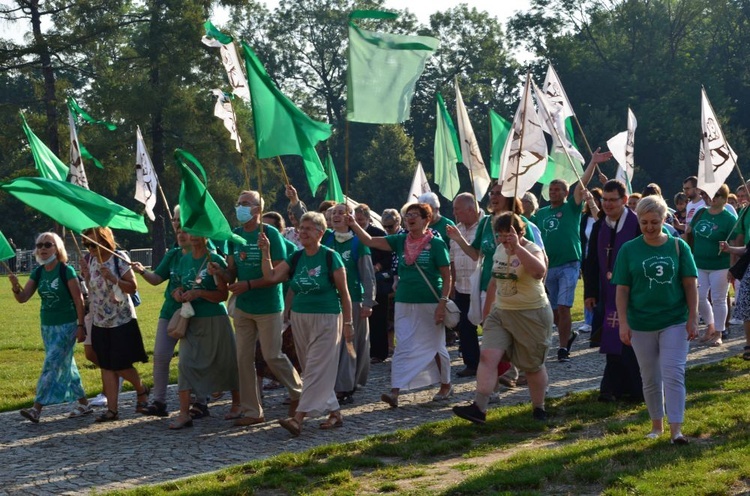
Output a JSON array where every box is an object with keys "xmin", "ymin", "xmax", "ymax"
[
  {"xmin": 275, "ymin": 156, "xmax": 290, "ymax": 186},
  {"xmin": 571, "ymin": 106, "xmax": 602, "ymax": 177},
  {"xmin": 257, "ymin": 160, "xmax": 264, "ymax": 234},
  {"xmin": 345, "ymin": 120, "xmax": 350, "ymax": 199},
  {"xmin": 512, "ymin": 73, "xmax": 531, "ymax": 201},
  {"xmin": 228, "ymin": 98, "xmax": 251, "ymax": 190},
  {"xmin": 80, "ymin": 233, "xmax": 131, "ymax": 265}
]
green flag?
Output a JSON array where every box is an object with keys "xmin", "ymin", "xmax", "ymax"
[
  {"xmin": 0, "ymin": 231, "xmax": 14, "ymax": 261},
  {"xmin": 175, "ymin": 149, "xmax": 245, "ymax": 246},
  {"xmin": 203, "ymin": 19, "xmax": 233, "ymax": 45},
  {"xmin": 0, "ymin": 177, "xmax": 147, "ymax": 233},
  {"xmin": 489, "ymin": 109, "xmax": 511, "ymax": 180},
  {"xmin": 67, "ymin": 97, "xmax": 117, "ymax": 131},
  {"xmin": 324, "ymin": 151, "xmax": 344, "ymax": 203},
  {"xmin": 434, "ymin": 93, "xmax": 461, "ymax": 200},
  {"xmin": 20, "ymin": 113, "xmax": 69, "ymax": 182},
  {"xmin": 241, "ymin": 42, "xmax": 329, "ymax": 196},
  {"xmin": 347, "ymin": 11, "xmax": 438, "ymax": 124}
]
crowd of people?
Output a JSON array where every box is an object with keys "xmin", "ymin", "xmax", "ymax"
[{"xmin": 9, "ymin": 168, "xmax": 750, "ymax": 445}]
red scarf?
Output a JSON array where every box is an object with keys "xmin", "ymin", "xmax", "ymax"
[{"xmin": 404, "ymin": 230, "xmax": 434, "ymax": 265}]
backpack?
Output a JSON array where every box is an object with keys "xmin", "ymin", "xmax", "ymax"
[
  {"xmin": 113, "ymin": 252, "xmax": 141, "ymax": 306},
  {"xmin": 288, "ymin": 247, "xmax": 335, "ymax": 285},
  {"xmin": 321, "ymin": 231, "xmax": 360, "ymax": 267}
]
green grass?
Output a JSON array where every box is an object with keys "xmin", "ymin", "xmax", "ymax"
[
  {"xmin": 0, "ymin": 274, "xmax": 177, "ymax": 411},
  {"xmin": 107, "ymin": 358, "xmax": 750, "ymax": 495}
]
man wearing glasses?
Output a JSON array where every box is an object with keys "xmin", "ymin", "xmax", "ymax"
[
  {"xmin": 584, "ymin": 180, "xmax": 643, "ymax": 402},
  {"xmin": 681, "ymin": 176, "xmax": 705, "ymax": 229}
]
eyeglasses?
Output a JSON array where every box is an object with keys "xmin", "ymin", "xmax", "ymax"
[
  {"xmin": 35, "ymin": 242, "xmax": 53, "ymax": 249},
  {"xmin": 404, "ymin": 212, "xmax": 422, "ymax": 219},
  {"xmin": 236, "ymin": 202, "xmax": 259, "ymax": 208}
]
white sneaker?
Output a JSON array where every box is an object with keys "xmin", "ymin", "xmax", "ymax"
[
  {"xmin": 90, "ymin": 393, "xmax": 107, "ymax": 407},
  {"xmin": 578, "ymin": 324, "xmax": 592, "ymax": 333},
  {"xmin": 729, "ymin": 318, "xmax": 742, "ymax": 325}
]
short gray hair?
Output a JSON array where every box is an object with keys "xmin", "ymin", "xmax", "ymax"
[
  {"xmin": 417, "ymin": 192, "xmax": 440, "ymax": 210},
  {"xmin": 381, "ymin": 208, "xmax": 401, "ymax": 224},
  {"xmin": 453, "ymin": 192, "xmax": 478, "ymax": 212},
  {"xmin": 300, "ymin": 211, "xmax": 327, "ymax": 232},
  {"xmin": 635, "ymin": 195, "xmax": 668, "ymax": 219},
  {"xmin": 522, "ymin": 191, "xmax": 539, "ymax": 212},
  {"xmin": 238, "ymin": 190, "xmax": 265, "ymax": 211}
]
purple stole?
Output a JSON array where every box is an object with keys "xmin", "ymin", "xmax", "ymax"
[{"xmin": 597, "ymin": 209, "xmax": 639, "ymax": 355}]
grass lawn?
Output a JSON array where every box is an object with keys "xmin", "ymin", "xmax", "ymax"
[{"xmin": 109, "ymin": 357, "xmax": 750, "ymax": 495}]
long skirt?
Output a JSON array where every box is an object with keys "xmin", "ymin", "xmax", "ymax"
[
  {"xmin": 35, "ymin": 321, "xmax": 86, "ymax": 405},
  {"xmin": 178, "ymin": 315, "xmax": 239, "ymax": 399},
  {"xmin": 290, "ymin": 311, "xmax": 341, "ymax": 416},
  {"xmin": 392, "ymin": 303, "xmax": 450, "ymax": 390}
]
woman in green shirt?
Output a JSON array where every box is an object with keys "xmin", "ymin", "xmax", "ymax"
[
  {"xmin": 613, "ymin": 196, "xmax": 698, "ymax": 444},
  {"xmin": 349, "ymin": 203, "xmax": 453, "ymax": 408},
  {"xmin": 10, "ymin": 232, "xmax": 91, "ymax": 423},
  {"xmin": 258, "ymin": 211, "xmax": 353, "ymax": 436},
  {"xmin": 168, "ymin": 235, "xmax": 239, "ymax": 429}
]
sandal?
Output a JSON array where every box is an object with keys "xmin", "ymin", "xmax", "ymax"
[
  {"xmin": 743, "ymin": 346, "xmax": 750, "ymax": 361},
  {"xmin": 95, "ymin": 409, "xmax": 119, "ymax": 422},
  {"xmin": 135, "ymin": 385, "xmax": 150, "ymax": 414},
  {"xmin": 69, "ymin": 404, "xmax": 93, "ymax": 418},
  {"xmin": 189, "ymin": 402, "xmax": 210, "ymax": 419},
  {"xmin": 168, "ymin": 414, "xmax": 194, "ymax": 430},
  {"xmin": 20, "ymin": 407, "xmax": 41, "ymax": 423},
  {"xmin": 224, "ymin": 406, "xmax": 243, "ymax": 420},
  {"xmin": 381, "ymin": 393, "xmax": 399, "ymax": 408},
  {"xmin": 319, "ymin": 413, "xmax": 343, "ymax": 430},
  {"xmin": 279, "ymin": 417, "xmax": 302, "ymax": 437},
  {"xmin": 142, "ymin": 401, "xmax": 169, "ymax": 417}
]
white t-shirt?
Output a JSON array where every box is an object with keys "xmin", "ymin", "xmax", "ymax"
[{"xmin": 685, "ymin": 199, "xmax": 706, "ymax": 225}]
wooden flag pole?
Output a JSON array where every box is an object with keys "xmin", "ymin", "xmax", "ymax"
[
  {"xmin": 80, "ymin": 233, "xmax": 131, "ymax": 265},
  {"xmin": 512, "ymin": 73, "xmax": 531, "ymax": 202},
  {"xmin": 275, "ymin": 156, "xmax": 290, "ymax": 186},
  {"xmin": 227, "ymin": 98, "xmax": 251, "ymax": 190},
  {"xmin": 572, "ymin": 113, "xmax": 602, "ymax": 177},
  {"xmin": 345, "ymin": 120, "xmax": 350, "ymax": 199},
  {"xmin": 257, "ymin": 159, "xmax": 264, "ymax": 234},
  {"xmin": 67, "ymin": 229, "xmax": 85, "ymax": 261}
]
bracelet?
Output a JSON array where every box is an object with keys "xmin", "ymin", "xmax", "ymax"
[
  {"xmin": 439, "ymin": 296, "xmax": 450, "ymax": 302},
  {"xmin": 343, "ymin": 321, "xmax": 354, "ymax": 326}
]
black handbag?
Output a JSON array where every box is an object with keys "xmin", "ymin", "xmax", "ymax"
[{"xmin": 729, "ymin": 249, "xmax": 750, "ymax": 280}]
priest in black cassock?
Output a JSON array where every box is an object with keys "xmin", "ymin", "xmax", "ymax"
[{"xmin": 584, "ymin": 180, "xmax": 644, "ymax": 402}]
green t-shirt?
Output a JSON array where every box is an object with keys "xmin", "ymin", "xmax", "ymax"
[
  {"xmin": 734, "ymin": 206, "xmax": 750, "ymax": 241},
  {"xmin": 153, "ymin": 247, "xmax": 185, "ymax": 320},
  {"xmin": 386, "ymin": 233, "xmax": 450, "ymax": 303},
  {"xmin": 611, "ymin": 236, "xmax": 697, "ymax": 332},
  {"xmin": 690, "ymin": 207, "xmax": 737, "ymax": 270},
  {"xmin": 31, "ymin": 262, "xmax": 77, "ymax": 326},
  {"xmin": 431, "ymin": 216, "xmax": 456, "ymax": 248},
  {"xmin": 282, "ymin": 237, "xmax": 297, "ymax": 295},
  {"xmin": 177, "ymin": 252, "xmax": 228, "ymax": 317},
  {"xmin": 532, "ymin": 199, "xmax": 582, "ymax": 267},
  {"xmin": 470, "ymin": 215, "xmax": 536, "ymax": 291},
  {"xmin": 287, "ymin": 246, "xmax": 344, "ymax": 314},
  {"xmin": 230, "ymin": 224, "xmax": 286, "ymax": 315},
  {"xmin": 322, "ymin": 230, "xmax": 371, "ymax": 303}
]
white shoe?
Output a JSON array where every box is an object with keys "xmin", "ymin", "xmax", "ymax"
[
  {"xmin": 578, "ymin": 324, "xmax": 592, "ymax": 333},
  {"xmin": 729, "ymin": 318, "xmax": 742, "ymax": 325},
  {"xmin": 90, "ymin": 393, "xmax": 107, "ymax": 407}
]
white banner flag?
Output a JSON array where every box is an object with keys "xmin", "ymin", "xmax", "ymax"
[
  {"xmin": 407, "ymin": 162, "xmax": 431, "ymax": 206},
  {"xmin": 500, "ymin": 76, "xmax": 548, "ymax": 198},
  {"xmin": 202, "ymin": 37, "xmax": 250, "ymax": 103},
  {"xmin": 698, "ymin": 88, "xmax": 737, "ymax": 199},
  {"xmin": 68, "ymin": 109, "xmax": 89, "ymax": 190},
  {"xmin": 606, "ymin": 108, "xmax": 637, "ymax": 194},
  {"xmin": 135, "ymin": 126, "xmax": 158, "ymax": 221},
  {"xmin": 455, "ymin": 80, "xmax": 492, "ymax": 200},
  {"xmin": 211, "ymin": 89, "xmax": 242, "ymax": 153}
]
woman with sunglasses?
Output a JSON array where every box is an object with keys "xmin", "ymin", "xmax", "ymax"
[
  {"xmin": 349, "ymin": 203, "xmax": 453, "ymax": 408},
  {"xmin": 79, "ymin": 227, "xmax": 149, "ymax": 422},
  {"xmin": 168, "ymin": 234, "xmax": 240, "ymax": 429},
  {"xmin": 130, "ymin": 206, "xmax": 190, "ymax": 417},
  {"xmin": 10, "ymin": 232, "xmax": 92, "ymax": 423}
]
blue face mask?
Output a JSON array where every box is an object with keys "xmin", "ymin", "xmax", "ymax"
[{"xmin": 236, "ymin": 205, "xmax": 254, "ymax": 224}]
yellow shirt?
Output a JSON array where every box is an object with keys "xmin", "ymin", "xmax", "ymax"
[{"xmin": 491, "ymin": 242, "xmax": 548, "ymax": 310}]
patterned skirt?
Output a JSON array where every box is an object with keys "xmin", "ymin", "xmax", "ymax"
[
  {"xmin": 36, "ymin": 321, "xmax": 86, "ymax": 405},
  {"xmin": 734, "ymin": 275, "xmax": 750, "ymax": 321}
]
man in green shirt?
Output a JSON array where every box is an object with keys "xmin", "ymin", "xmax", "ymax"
[
  {"xmin": 222, "ymin": 190, "xmax": 302, "ymax": 426},
  {"xmin": 532, "ymin": 149, "xmax": 612, "ymax": 362}
]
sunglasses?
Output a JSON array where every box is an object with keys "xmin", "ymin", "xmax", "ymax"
[{"xmin": 35, "ymin": 242, "xmax": 53, "ymax": 249}]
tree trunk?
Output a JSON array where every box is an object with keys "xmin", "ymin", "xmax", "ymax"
[
  {"xmin": 149, "ymin": 1, "xmax": 166, "ymax": 266},
  {"xmin": 29, "ymin": 0, "xmax": 59, "ymax": 156}
]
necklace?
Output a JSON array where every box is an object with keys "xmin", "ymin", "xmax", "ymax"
[{"xmin": 193, "ymin": 254, "xmax": 210, "ymax": 285}]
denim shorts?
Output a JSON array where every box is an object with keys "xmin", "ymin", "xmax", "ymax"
[{"xmin": 545, "ymin": 260, "xmax": 580, "ymax": 309}]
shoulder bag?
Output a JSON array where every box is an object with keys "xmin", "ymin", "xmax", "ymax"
[{"xmin": 414, "ymin": 263, "xmax": 460, "ymax": 329}]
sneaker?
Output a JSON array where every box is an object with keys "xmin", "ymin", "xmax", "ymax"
[
  {"xmin": 729, "ymin": 317, "xmax": 742, "ymax": 325},
  {"xmin": 90, "ymin": 393, "xmax": 107, "ymax": 407},
  {"xmin": 338, "ymin": 393, "xmax": 354, "ymax": 405},
  {"xmin": 566, "ymin": 330, "xmax": 579, "ymax": 351},
  {"xmin": 452, "ymin": 403, "xmax": 486, "ymax": 425},
  {"xmin": 578, "ymin": 324, "xmax": 591, "ymax": 333},
  {"xmin": 557, "ymin": 348, "xmax": 570, "ymax": 362},
  {"xmin": 532, "ymin": 407, "xmax": 548, "ymax": 421},
  {"xmin": 721, "ymin": 330, "xmax": 729, "ymax": 340}
]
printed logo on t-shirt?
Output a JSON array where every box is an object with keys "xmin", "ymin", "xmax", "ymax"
[
  {"xmin": 543, "ymin": 216, "xmax": 560, "ymax": 233},
  {"xmin": 292, "ymin": 263, "xmax": 322, "ymax": 294},
  {"xmin": 39, "ymin": 276, "xmax": 61, "ymax": 310},
  {"xmin": 341, "ymin": 249, "xmax": 352, "ymax": 262},
  {"xmin": 694, "ymin": 220, "xmax": 715, "ymax": 238},
  {"xmin": 642, "ymin": 256, "xmax": 676, "ymax": 288}
]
